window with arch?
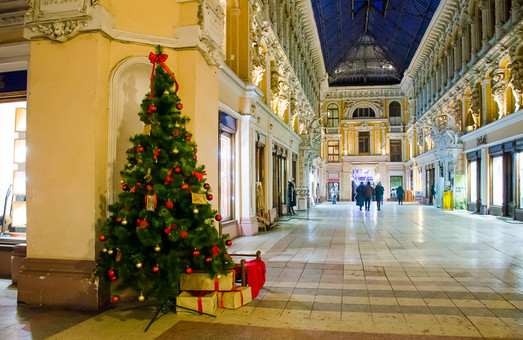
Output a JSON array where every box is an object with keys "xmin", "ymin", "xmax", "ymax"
[
  {"xmin": 327, "ymin": 104, "xmax": 339, "ymax": 127},
  {"xmin": 389, "ymin": 101, "xmax": 401, "ymax": 126},
  {"xmin": 353, "ymin": 107, "xmax": 375, "ymax": 118}
]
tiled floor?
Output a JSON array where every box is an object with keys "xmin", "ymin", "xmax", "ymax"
[{"xmin": 1, "ymin": 202, "xmax": 522, "ymax": 339}]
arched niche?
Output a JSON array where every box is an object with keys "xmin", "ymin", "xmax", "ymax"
[{"xmin": 107, "ymin": 56, "xmax": 151, "ymax": 205}]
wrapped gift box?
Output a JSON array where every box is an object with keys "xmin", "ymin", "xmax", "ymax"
[
  {"xmin": 218, "ymin": 286, "xmax": 252, "ymax": 309},
  {"xmin": 176, "ymin": 291, "xmax": 217, "ymax": 315},
  {"xmin": 180, "ymin": 270, "xmax": 235, "ymax": 291}
]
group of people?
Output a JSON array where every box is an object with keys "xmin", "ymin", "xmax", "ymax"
[
  {"xmin": 354, "ymin": 182, "xmax": 405, "ymax": 210},
  {"xmin": 289, "ymin": 179, "xmax": 407, "ymax": 214}
]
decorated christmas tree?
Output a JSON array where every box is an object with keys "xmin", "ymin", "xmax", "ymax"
[{"xmin": 95, "ymin": 46, "xmax": 234, "ymax": 309}]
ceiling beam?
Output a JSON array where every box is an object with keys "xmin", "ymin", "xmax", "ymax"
[{"xmin": 365, "ymin": 0, "xmax": 371, "ymax": 32}]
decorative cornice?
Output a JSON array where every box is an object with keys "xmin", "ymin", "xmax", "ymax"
[{"xmin": 325, "ymin": 85, "xmax": 404, "ymax": 99}]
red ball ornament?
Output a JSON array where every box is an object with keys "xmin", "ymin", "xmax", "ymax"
[
  {"xmin": 116, "ymin": 217, "xmax": 122, "ymax": 222},
  {"xmin": 215, "ymin": 215, "xmax": 222, "ymax": 222},
  {"xmin": 99, "ymin": 235, "xmax": 106, "ymax": 242},
  {"xmin": 146, "ymin": 185, "xmax": 152, "ymax": 191},
  {"xmin": 204, "ymin": 183, "xmax": 210, "ymax": 189},
  {"xmin": 122, "ymin": 185, "xmax": 129, "ymax": 191},
  {"xmin": 194, "ymin": 156, "xmax": 197, "ymax": 160},
  {"xmin": 148, "ymin": 105, "xmax": 157, "ymax": 113},
  {"xmin": 185, "ymin": 267, "xmax": 192, "ymax": 274},
  {"xmin": 226, "ymin": 240, "xmax": 232, "ymax": 246},
  {"xmin": 137, "ymin": 146, "xmax": 144, "ymax": 152},
  {"xmin": 110, "ymin": 276, "xmax": 118, "ymax": 281},
  {"xmin": 166, "ymin": 201, "xmax": 174, "ymax": 209},
  {"xmin": 182, "ymin": 183, "xmax": 189, "ymax": 190},
  {"xmin": 205, "ymin": 257, "xmax": 212, "ymax": 263},
  {"xmin": 193, "ymin": 250, "xmax": 200, "ymax": 256},
  {"xmin": 180, "ymin": 230, "xmax": 188, "ymax": 239},
  {"xmin": 174, "ymin": 167, "xmax": 181, "ymax": 173},
  {"xmin": 111, "ymin": 295, "xmax": 120, "ymax": 303},
  {"xmin": 176, "ymin": 103, "xmax": 183, "ymax": 110},
  {"xmin": 107, "ymin": 269, "xmax": 115, "ymax": 277},
  {"xmin": 207, "ymin": 194, "xmax": 213, "ymax": 201},
  {"xmin": 186, "ymin": 136, "xmax": 191, "ymax": 141},
  {"xmin": 153, "ymin": 266, "xmax": 160, "ymax": 273}
]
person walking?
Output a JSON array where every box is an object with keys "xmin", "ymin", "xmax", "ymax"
[
  {"xmin": 355, "ymin": 182, "xmax": 365, "ymax": 211},
  {"xmin": 330, "ymin": 185, "xmax": 338, "ymax": 204},
  {"xmin": 287, "ymin": 179, "xmax": 296, "ymax": 214},
  {"xmin": 363, "ymin": 181, "xmax": 374, "ymax": 211},
  {"xmin": 316, "ymin": 183, "xmax": 321, "ymax": 203},
  {"xmin": 396, "ymin": 185, "xmax": 404, "ymax": 205},
  {"xmin": 375, "ymin": 182, "xmax": 384, "ymax": 210}
]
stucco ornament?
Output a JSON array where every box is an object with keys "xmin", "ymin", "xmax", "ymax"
[
  {"xmin": 25, "ymin": 0, "xmax": 98, "ymax": 42},
  {"xmin": 508, "ymin": 56, "xmax": 523, "ymax": 111},
  {"xmin": 468, "ymin": 89, "xmax": 481, "ymax": 129},
  {"xmin": 270, "ymin": 71, "xmax": 289, "ymax": 119},
  {"xmin": 491, "ymin": 69, "xmax": 507, "ymax": 119}
]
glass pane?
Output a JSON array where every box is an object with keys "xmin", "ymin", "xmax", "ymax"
[
  {"xmin": 220, "ymin": 134, "xmax": 232, "ymax": 218},
  {"xmin": 492, "ymin": 156, "xmax": 503, "ymax": 206},
  {"xmin": 470, "ymin": 161, "xmax": 477, "ymax": 202},
  {"xmin": 519, "ymin": 152, "xmax": 523, "ymax": 208}
]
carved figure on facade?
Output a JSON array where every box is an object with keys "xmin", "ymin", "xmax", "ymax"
[
  {"xmin": 507, "ymin": 55, "xmax": 522, "ymax": 111},
  {"xmin": 468, "ymin": 88, "xmax": 481, "ymax": 129},
  {"xmin": 491, "ymin": 68, "xmax": 507, "ymax": 119},
  {"xmin": 270, "ymin": 70, "xmax": 289, "ymax": 119},
  {"xmin": 429, "ymin": 124, "xmax": 461, "ymax": 163},
  {"xmin": 343, "ymin": 101, "xmax": 356, "ymax": 118},
  {"xmin": 37, "ymin": 19, "xmax": 82, "ymax": 42}
]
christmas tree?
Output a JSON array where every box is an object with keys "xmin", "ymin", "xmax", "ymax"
[{"xmin": 95, "ymin": 46, "xmax": 234, "ymax": 308}]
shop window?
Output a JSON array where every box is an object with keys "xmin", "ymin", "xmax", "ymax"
[
  {"xmin": 353, "ymin": 107, "xmax": 375, "ymax": 118},
  {"xmin": 219, "ymin": 112, "xmax": 236, "ymax": 221},
  {"xmin": 390, "ymin": 140, "xmax": 402, "ymax": 162},
  {"xmin": 327, "ymin": 140, "xmax": 339, "ymax": 163},
  {"xmin": 519, "ymin": 152, "xmax": 523, "ymax": 208},
  {"xmin": 470, "ymin": 161, "xmax": 477, "ymax": 202},
  {"xmin": 358, "ymin": 132, "xmax": 369, "ymax": 154},
  {"xmin": 491, "ymin": 156, "xmax": 503, "ymax": 206},
  {"xmin": 0, "ymin": 102, "xmax": 27, "ymax": 237},
  {"xmin": 326, "ymin": 104, "xmax": 339, "ymax": 127}
]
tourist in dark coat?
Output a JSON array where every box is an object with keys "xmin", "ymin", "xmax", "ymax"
[
  {"xmin": 363, "ymin": 181, "xmax": 374, "ymax": 211},
  {"xmin": 356, "ymin": 182, "xmax": 365, "ymax": 210},
  {"xmin": 288, "ymin": 179, "xmax": 296, "ymax": 214},
  {"xmin": 375, "ymin": 182, "xmax": 384, "ymax": 210},
  {"xmin": 396, "ymin": 185, "xmax": 404, "ymax": 205}
]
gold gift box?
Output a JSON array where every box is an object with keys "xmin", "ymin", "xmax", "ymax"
[
  {"xmin": 176, "ymin": 291, "xmax": 217, "ymax": 315},
  {"xmin": 218, "ymin": 286, "xmax": 252, "ymax": 309},
  {"xmin": 180, "ymin": 270, "xmax": 235, "ymax": 291}
]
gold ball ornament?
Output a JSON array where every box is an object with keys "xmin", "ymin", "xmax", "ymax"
[
  {"xmin": 122, "ymin": 220, "xmax": 128, "ymax": 225},
  {"xmin": 154, "ymin": 245, "xmax": 161, "ymax": 252},
  {"xmin": 108, "ymin": 249, "xmax": 114, "ymax": 255},
  {"xmin": 136, "ymin": 263, "xmax": 142, "ymax": 268},
  {"xmin": 127, "ymin": 163, "xmax": 132, "ymax": 167},
  {"xmin": 173, "ymin": 148, "xmax": 179, "ymax": 154},
  {"xmin": 163, "ymin": 90, "xmax": 169, "ymax": 95},
  {"xmin": 175, "ymin": 123, "xmax": 180, "ymax": 128},
  {"xmin": 193, "ymin": 208, "xmax": 199, "ymax": 214},
  {"xmin": 138, "ymin": 294, "xmax": 145, "ymax": 302},
  {"xmin": 102, "ymin": 248, "xmax": 108, "ymax": 253},
  {"xmin": 120, "ymin": 179, "xmax": 125, "ymax": 184},
  {"xmin": 216, "ymin": 274, "xmax": 222, "ymax": 279}
]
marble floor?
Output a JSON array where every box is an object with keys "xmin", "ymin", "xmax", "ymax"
[{"xmin": 1, "ymin": 202, "xmax": 522, "ymax": 339}]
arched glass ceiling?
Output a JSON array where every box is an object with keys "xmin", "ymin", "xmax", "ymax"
[{"xmin": 311, "ymin": 0, "xmax": 441, "ymax": 86}]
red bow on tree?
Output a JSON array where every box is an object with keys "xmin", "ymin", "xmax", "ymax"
[
  {"xmin": 192, "ymin": 171, "xmax": 203, "ymax": 182},
  {"xmin": 148, "ymin": 52, "xmax": 179, "ymax": 99},
  {"xmin": 165, "ymin": 169, "xmax": 174, "ymax": 185},
  {"xmin": 212, "ymin": 246, "xmax": 220, "ymax": 256}
]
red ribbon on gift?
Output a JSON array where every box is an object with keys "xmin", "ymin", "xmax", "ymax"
[
  {"xmin": 214, "ymin": 279, "xmax": 219, "ymax": 291},
  {"xmin": 148, "ymin": 52, "xmax": 179, "ymax": 99},
  {"xmin": 197, "ymin": 296, "xmax": 203, "ymax": 314}
]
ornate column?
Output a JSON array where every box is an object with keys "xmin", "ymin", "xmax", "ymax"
[
  {"xmin": 370, "ymin": 128, "xmax": 374, "ymax": 155},
  {"xmin": 348, "ymin": 125, "xmax": 354, "ymax": 155},
  {"xmin": 381, "ymin": 123, "xmax": 386, "ymax": 154},
  {"xmin": 343, "ymin": 125, "xmax": 348, "ymax": 155},
  {"xmin": 462, "ymin": 24, "xmax": 469, "ymax": 68},
  {"xmin": 481, "ymin": 78, "xmax": 491, "ymax": 125},
  {"xmin": 355, "ymin": 130, "xmax": 359, "ymax": 154},
  {"xmin": 508, "ymin": 51, "xmax": 522, "ymax": 111}
]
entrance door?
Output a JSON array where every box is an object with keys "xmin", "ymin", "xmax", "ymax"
[
  {"xmin": 327, "ymin": 182, "xmax": 340, "ymax": 202},
  {"xmin": 426, "ymin": 168, "xmax": 435, "ymax": 204}
]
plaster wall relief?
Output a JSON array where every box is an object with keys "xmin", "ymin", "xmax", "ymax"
[
  {"xmin": 491, "ymin": 67, "xmax": 507, "ymax": 118},
  {"xmin": 508, "ymin": 52, "xmax": 523, "ymax": 111},
  {"xmin": 24, "ymin": 0, "xmax": 99, "ymax": 42},
  {"xmin": 468, "ymin": 86, "xmax": 481, "ymax": 129},
  {"xmin": 348, "ymin": 126, "xmax": 354, "ymax": 155}
]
